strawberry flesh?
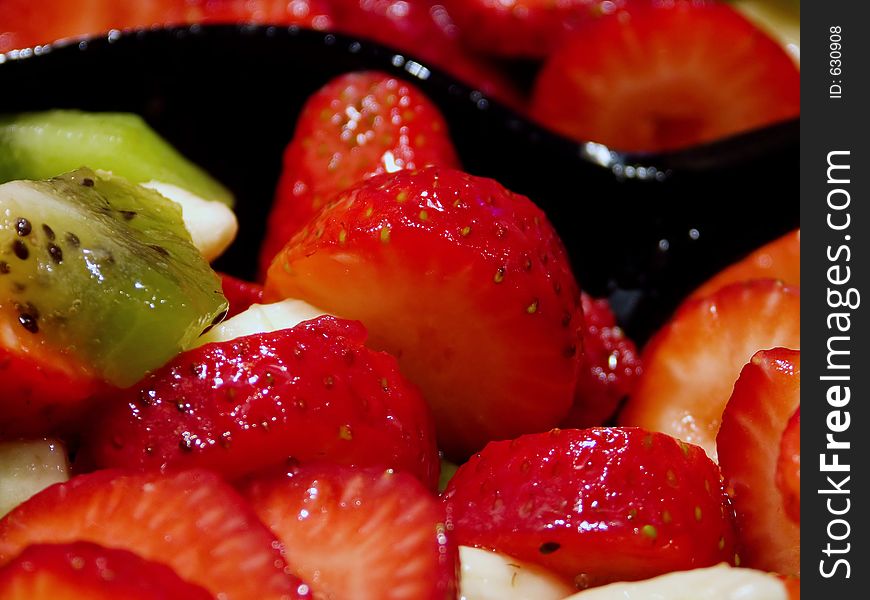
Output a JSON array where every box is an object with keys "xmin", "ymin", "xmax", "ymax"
[
  {"xmin": 264, "ymin": 167, "xmax": 582, "ymax": 459},
  {"xmin": 81, "ymin": 316, "xmax": 440, "ymax": 489},
  {"xmin": 619, "ymin": 279, "xmax": 800, "ymax": 460},
  {"xmin": 442, "ymin": 427, "xmax": 737, "ymax": 588},
  {"xmin": 260, "ymin": 71, "xmax": 460, "ymax": 276},
  {"xmin": 717, "ymin": 348, "xmax": 800, "ymax": 575},
  {"xmin": 243, "ymin": 463, "xmax": 457, "ymax": 599},
  {"xmin": 777, "ymin": 406, "xmax": 800, "ymax": 524},
  {"xmin": 531, "ymin": 1, "xmax": 801, "ymax": 152},
  {"xmin": 0, "ymin": 469, "xmax": 310, "ymax": 599},
  {"xmin": 0, "ymin": 541, "xmax": 213, "ymax": 599}
]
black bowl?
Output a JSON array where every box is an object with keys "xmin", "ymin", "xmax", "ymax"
[{"xmin": 0, "ymin": 25, "xmax": 799, "ymax": 341}]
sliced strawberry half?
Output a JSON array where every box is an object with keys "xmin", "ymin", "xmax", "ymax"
[
  {"xmin": 0, "ymin": 469, "xmax": 309, "ymax": 599},
  {"xmin": 220, "ymin": 272, "xmax": 264, "ymax": 318},
  {"xmin": 443, "ymin": 428, "xmax": 737, "ymax": 587},
  {"xmin": 264, "ymin": 167, "xmax": 582, "ymax": 459},
  {"xmin": 259, "ymin": 71, "xmax": 460, "ymax": 276},
  {"xmin": 717, "ymin": 348, "xmax": 800, "ymax": 575},
  {"xmin": 242, "ymin": 463, "xmax": 457, "ymax": 599},
  {"xmin": 530, "ymin": 1, "xmax": 801, "ymax": 152},
  {"xmin": 619, "ymin": 279, "xmax": 800, "ymax": 460},
  {"xmin": 80, "ymin": 316, "xmax": 439, "ymax": 489},
  {"xmin": 0, "ymin": 309, "xmax": 107, "ymax": 439},
  {"xmin": 0, "ymin": 541, "xmax": 213, "ymax": 600},
  {"xmin": 562, "ymin": 292, "xmax": 642, "ymax": 428},
  {"xmin": 690, "ymin": 229, "xmax": 800, "ymax": 300},
  {"xmin": 777, "ymin": 406, "xmax": 800, "ymax": 524}
]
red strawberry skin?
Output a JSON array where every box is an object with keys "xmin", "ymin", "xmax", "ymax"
[
  {"xmin": 81, "ymin": 316, "xmax": 439, "ymax": 489},
  {"xmin": 243, "ymin": 463, "xmax": 457, "ymax": 599},
  {"xmin": 689, "ymin": 229, "xmax": 800, "ymax": 301},
  {"xmin": 220, "ymin": 272, "xmax": 264, "ymax": 318},
  {"xmin": 0, "ymin": 542, "xmax": 213, "ymax": 600},
  {"xmin": 0, "ymin": 312, "xmax": 107, "ymax": 439},
  {"xmin": 0, "ymin": 0, "xmax": 333, "ymax": 54},
  {"xmin": 562, "ymin": 292, "xmax": 642, "ymax": 428},
  {"xmin": 442, "ymin": 428, "xmax": 737, "ymax": 588},
  {"xmin": 717, "ymin": 348, "xmax": 800, "ymax": 575},
  {"xmin": 444, "ymin": 0, "xmax": 625, "ymax": 58},
  {"xmin": 265, "ymin": 167, "xmax": 582, "ymax": 459},
  {"xmin": 259, "ymin": 71, "xmax": 460, "ymax": 276},
  {"xmin": 619, "ymin": 279, "xmax": 800, "ymax": 460},
  {"xmin": 329, "ymin": 1, "xmax": 524, "ymax": 108},
  {"xmin": 531, "ymin": 1, "xmax": 800, "ymax": 152},
  {"xmin": 0, "ymin": 469, "xmax": 309, "ymax": 599},
  {"xmin": 777, "ymin": 406, "xmax": 800, "ymax": 523}
]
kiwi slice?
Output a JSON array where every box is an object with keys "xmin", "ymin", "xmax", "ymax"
[
  {"xmin": 0, "ymin": 168, "xmax": 228, "ymax": 387},
  {"xmin": 0, "ymin": 110, "xmax": 233, "ymax": 206}
]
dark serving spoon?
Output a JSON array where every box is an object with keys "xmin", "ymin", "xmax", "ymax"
[{"xmin": 0, "ymin": 25, "xmax": 799, "ymax": 341}]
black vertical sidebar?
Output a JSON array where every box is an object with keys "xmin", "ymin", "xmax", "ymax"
[{"xmin": 802, "ymin": 2, "xmax": 869, "ymax": 598}]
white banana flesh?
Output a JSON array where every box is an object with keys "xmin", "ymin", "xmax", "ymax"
[
  {"xmin": 458, "ymin": 546, "xmax": 575, "ymax": 600},
  {"xmin": 196, "ymin": 299, "xmax": 330, "ymax": 347},
  {"xmin": 0, "ymin": 438, "xmax": 69, "ymax": 518}
]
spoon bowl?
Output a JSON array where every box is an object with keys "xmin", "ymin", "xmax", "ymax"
[{"xmin": 0, "ymin": 25, "xmax": 799, "ymax": 340}]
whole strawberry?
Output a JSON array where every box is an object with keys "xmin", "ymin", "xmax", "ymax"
[
  {"xmin": 562, "ymin": 292, "xmax": 642, "ymax": 428},
  {"xmin": 259, "ymin": 71, "xmax": 460, "ymax": 276},
  {"xmin": 442, "ymin": 428, "xmax": 737, "ymax": 588},
  {"xmin": 265, "ymin": 167, "xmax": 582, "ymax": 458},
  {"xmin": 81, "ymin": 316, "xmax": 439, "ymax": 489}
]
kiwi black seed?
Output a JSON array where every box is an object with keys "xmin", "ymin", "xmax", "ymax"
[
  {"xmin": 0, "ymin": 261, "xmax": 8, "ymax": 274},
  {"xmin": 120, "ymin": 210, "xmax": 137, "ymax": 221},
  {"xmin": 18, "ymin": 312, "xmax": 38, "ymax": 333},
  {"xmin": 12, "ymin": 240, "xmax": 28, "ymax": 260},
  {"xmin": 47, "ymin": 243, "xmax": 63, "ymax": 264},
  {"xmin": 81, "ymin": 177, "xmax": 95, "ymax": 187},
  {"xmin": 42, "ymin": 224, "xmax": 56, "ymax": 240},
  {"xmin": 15, "ymin": 218, "xmax": 31, "ymax": 236},
  {"xmin": 65, "ymin": 232, "xmax": 81, "ymax": 247},
  {"xmin": 149, "ymin": 244, "xmax": 170, "ymax": 257}
]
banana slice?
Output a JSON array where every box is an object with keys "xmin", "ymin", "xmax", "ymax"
[
  {"xmin": 196, "ymin": 299, "xmax": 330, "ymax": 346},
  {"xmin": 459, "ymin": 546, "xmax": 575, "ymax": 600},
  {"xmin": 0, "ymin": 439, "xmax": 69, "ymax": 518},
  {"xmin": 565, "ymin": 564, "xmax": 789, "ymax": 600},
  {"xmin": 143, "ymin": 180, "xmax": 238, "ymax": 262}
]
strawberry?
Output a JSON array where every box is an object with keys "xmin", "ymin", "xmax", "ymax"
[
  {"xmin": 530, "ymin": 1, "xmax": 801, "ymax": 152},
  {"xmin": 717, "ymin": 348, "xmax": 800, "ymax": 575},
  {"xmin": 562, "ymin": 292, "xmax": 642, "ymax": 428},
  {"xmin": 777, "ymin": 406, "xmax": 800, "ymax": 523},
  {"xmin": 329, "ymin": 1, "xmax": 525, "ymax": 108},
  {"xmin": 242, "ymin": 463, "xmax": 457, "ymax": 599},
  {"xmin": 221, "ymin": 272, "xmax": 264, "ymax": 318},
  {"xmin": 619, "ymin": 279, "xmax": 800, "ymax": 459},
  {"xmin": 443, "ymin": 0, "xmax": 626, "ymax": 58},
  {"xmin": 0, "ymin": 0, "xmax": 333, "ymax": 54},
  {"xmin": 0, "ymin": 541, "xmax": 213, "ymax": 599},
  {"xmin": 264, "ymin": 167, "xmax": 582, "ymax": 459},
  {"xmin": 0, "ymin": 312, "xmax": 107, "ymax": 439},
  {"xmin": 0, "ymin": 469, "xmax": 310, "ymax": 599},
  {"xmin": 80, "ymin": 316, "xmax": 440, "ymax": 489},
  {"xmin": 689, "ymin": 229, "xmax": 800, "ymax": 300},
  {"xmin": 442, "ymin": 428, "xmax": 737, "ymax": 587},
  {"xmin": 198, "ymin": 0, "xmax": 333, "ymax": 28},
  {"xmin": 259, "ymin": 72, "xmax": 460, "ymax": 276}
]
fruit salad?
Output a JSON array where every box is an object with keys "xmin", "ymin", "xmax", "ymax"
[{"xmin": 0, "ymin": 2, "xmax": 799, "ymax": 599}]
